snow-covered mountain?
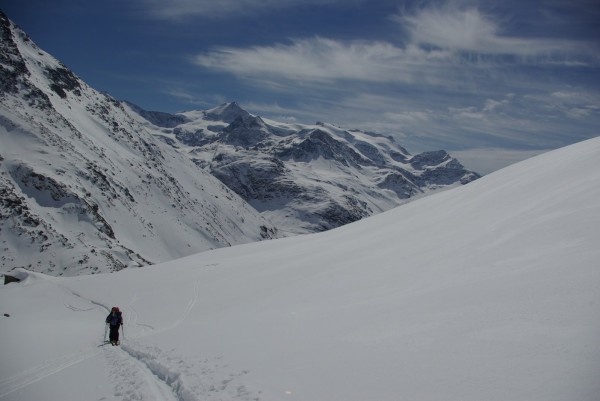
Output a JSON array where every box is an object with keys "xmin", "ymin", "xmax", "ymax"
[
  {"xmin": 1, "ymin": 9, "xmax": 478, "ymax": 274},
  {"xmin": 0, "ymin": 11, "xmax": 279, "ymax": 275},
  {"xmin": 2, "ymin": 136, "xmax": 599, "ymax": 401},
  {"xmin": 126, "ymin": 101, "xmax": 479, "ymax": 233}
]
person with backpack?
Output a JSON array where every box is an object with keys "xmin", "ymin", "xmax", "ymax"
[{"xmin": 105, "ymin": 306, "xmax": 123, "ymax": 345}]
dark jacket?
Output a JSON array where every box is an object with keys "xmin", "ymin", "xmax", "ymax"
[{"xmin": 106, "ymin": 311, "xmax": 123, "ymax": 327}]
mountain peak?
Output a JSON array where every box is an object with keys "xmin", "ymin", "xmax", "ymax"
[{"xmin": 204, "ymin": 102, "xmax": 250, "ymax": 124}]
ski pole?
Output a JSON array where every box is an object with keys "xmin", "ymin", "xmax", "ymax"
[
  {"xmin": 104, "ymin": 323, "xmax": 108, "ymax": 342},
  {"xmin": 121, "ymin": 324, "xmax": 125, "ymax": 341}
]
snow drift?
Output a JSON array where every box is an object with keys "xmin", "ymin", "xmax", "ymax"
[{"xmin": 1, "ymin": 136, "xmax": 599, "ymax": 400}]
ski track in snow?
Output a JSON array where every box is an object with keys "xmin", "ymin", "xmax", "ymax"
[
  {"xmin": 47, "ymin": 280, "xmax": 259, "ymax": 401},
  {"xmin": 63, "ymin": 282, "xmax": 156, "ymax": 337},
  {"xmin": 170, "ymin": 281, "xmax": 200, "ymax": 331},
  {"xmin": 60, "ymin": 285, "xmax": 111, "ymax": 314},
  {"xmin": 1, "ymin": 269, "xmax": 259, "ymax": 400},
  {"xmin": 110, "ymin": 343, "xmax": 260, "ymax": 401},
  {"xmin": 104, "ymin": 346, "xmax": 180, "ymax": 401},
  {"xmin": 120, "ymin": 293, "xmax": 156, "ymax": 336},
  {"xmin": 0, "ymin": 349, "xmax": 101, "ymax": 398},
  {"xmin": 102, "ymin": 280, "xmax": 260, "ymax": 401}
]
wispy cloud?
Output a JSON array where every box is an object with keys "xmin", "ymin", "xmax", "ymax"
[
  {"xmin": 194, "ymin": 37, "xmax": 455, "ymax": 85},
  {"xmin": 393, "ymin": 4, "xmax": 595, "ymax": 59},
  {"xmin": 136, "ymin": 0, "xmax": 349, "ymax": 20},
  {"xmin": 526, "ymin": 90, "xmax": 600, "ymax": 119},
  {"xmin": 192, "ymin": 5, "xmax": 597, "ymax": 91},
  {"xmin": 164, "ymin": 88, "xmax": 213, "ymax": 107}
]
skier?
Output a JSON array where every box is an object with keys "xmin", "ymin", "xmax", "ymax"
[{"xmin": 105, "ymin": 306, "xmax": 123, "ymax": 345}]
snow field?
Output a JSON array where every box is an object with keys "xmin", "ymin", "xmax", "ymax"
[{"xmin": 1, "ymin": 136, "xmax": 600, "ymax": 400}]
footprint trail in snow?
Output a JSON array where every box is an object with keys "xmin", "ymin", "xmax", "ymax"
[{"xmin": 104, "ymin": 342, "xmax": 261, "ymax": 401}]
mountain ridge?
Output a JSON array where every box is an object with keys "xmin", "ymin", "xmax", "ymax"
[{"xmin": 126, "ymin": 101, "xmax": 480, "ymax": 233}]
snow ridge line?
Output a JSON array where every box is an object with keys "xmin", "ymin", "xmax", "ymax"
[{"xmin": 119, "ymin": 345, "xmax": 196, "ymax": 401}]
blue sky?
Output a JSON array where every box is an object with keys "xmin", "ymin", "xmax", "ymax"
[{"xmin": 3, "ymin": 0, "xmax": 599, "ymax": 173}]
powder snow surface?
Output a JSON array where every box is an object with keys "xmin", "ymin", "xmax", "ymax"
[{"xmin": 1, "ymin": 137, "xmax": 599, "ymax": 400}]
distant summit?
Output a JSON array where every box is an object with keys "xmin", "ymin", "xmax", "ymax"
[
  {"xmin": 128, "ymin": 102, "xmax": 480, "ymax": 233},
  {"xmin": 204, "ymin": 102, "xmax": 250, "ymax": 123}
]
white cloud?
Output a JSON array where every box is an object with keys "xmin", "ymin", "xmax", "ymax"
[
  {"xmin": 164, "ymin": 88, "xmax": 224, "ymax": 108},
  {"xmin": 483, "ymin": 98, "xmax": 507, "ymax": 112},
  {"xmin": 394, "ymin": 3, "xmax": 596, "ymax": 59},
  {"xmin": 192, "ymin": 3, "xmax": 597, "ymax": 89},
  {"xmin": 136, "ymin": 0, "xmax": 348, "ymax": 20},
  {"xmin": 384, "ymin": 110, "xmax": 432, "ymax": 123},
  {"xmin": 446, "ymin": 96, "xmax": 511, "ymax": 121},
  {"xmin": 243, "ymin": 101, "xmax": 313, "ymax": 122},
  {"xmin": 396, "ymin": 6, "xmax": 499, "ymax": 52},
  {"xmin": 525, "ymin": 90, "xmax": 600, "ymax": 119},
  {"xmin": 194, "ymin": 37, "xmax": 455, "ymax": 85},
  {"xmin": 166, "ymin": 88, "xmax": 201, "ymax": 103}
]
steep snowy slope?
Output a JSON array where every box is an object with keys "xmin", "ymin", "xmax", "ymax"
[
  {"xmin": 0, "ymin": 12, "xmax": 278, "ymax": 275},
  {"xmin": 126, "ymin": 101, "xmax": 479, "ymax": 234},
  {"xmin": 2, "ymin": 136, "xmax": 599, "ymax": 400}
]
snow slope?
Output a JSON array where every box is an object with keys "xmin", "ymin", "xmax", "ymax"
[{"xmin": 1, "ymin": 136, "xmax": 599, "ymax": 400}]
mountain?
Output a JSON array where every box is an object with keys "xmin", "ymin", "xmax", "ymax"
[
  {"xmin": 126, "ymin": 102, "xmax": 480, "ymax": 233},
  {"xmin": 0, "ymin": 9, "xmax": 477, "ymax": 275},
  {"xmin": 2, "ymin": 136, "xmax": 599, "ymax": 400},
  {"xmin": 0, "ymin": 11, "xmax": 279, "ymax": 276}
]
